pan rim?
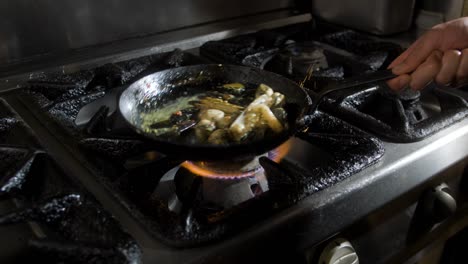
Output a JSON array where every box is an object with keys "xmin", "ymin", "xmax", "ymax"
[{"xmin": 117, "ymin": 63, "xmax": 311, "ymax": 152}]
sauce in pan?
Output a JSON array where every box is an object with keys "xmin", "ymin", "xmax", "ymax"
[{"xmin": 138, "ymin": 83, "xmax": 288, "ymax": 145}]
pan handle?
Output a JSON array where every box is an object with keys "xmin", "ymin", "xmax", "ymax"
[
  {"xmin": 294, "ymin": 69, "xmax": 398, "ymax": 133},
  {"xmin": 307, "ymin": 69, "xmax": 398, "ymax": 113}
]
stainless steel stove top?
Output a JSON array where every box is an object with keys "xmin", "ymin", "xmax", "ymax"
[{"xmin": 0, "ymin": 14, "xmax": 467, "ymax": 264}]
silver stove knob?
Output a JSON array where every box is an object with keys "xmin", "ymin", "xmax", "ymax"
[{"xmin": 318, "ymin": 238, "xmax": 359, "ymax": 264}]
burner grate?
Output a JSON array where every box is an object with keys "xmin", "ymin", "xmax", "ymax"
[
  {"xmin": 16, "ymin": 46, "xmax": 387, "ymax": 248},
  {"xmin": 0, "ymin": 99, "xmax": 141, "ymax": 264},
  {"xmin": 321, "ymin": 84, "xmax": 468, "ymax": 142},
  {"xmin": 320, "ymin": 30, "xmax": 403, "ymax": 69},
  {"xmin": 200, "ymin": 23, "xmax": 403, "ymax": 90},
  {"xmin": 101, "ymin": 112, "xmax": 384, "ymax": 247},
  {"xmin": 16, "ymin": 46, "xmax": 386, "ymax": 247}
]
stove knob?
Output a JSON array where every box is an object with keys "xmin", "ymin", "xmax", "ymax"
[
  {"xmin": 408, "ymin": 183, "xmax": 458, "ymax": 242},
  {"xmin": 318, "ymin": 238, "xmax": 359, "ymax": 264},
  {"xmin": 422, "ymin": 183, "xmax": 457, "ymax": 223}
]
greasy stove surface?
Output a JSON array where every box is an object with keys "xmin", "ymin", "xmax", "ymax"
[
  {"xmin": 15, "ymin": 47, "xmax": 384, "ymax": 247},
  {"xmin": 0, "ymin": 20, "xmax": 467, "ymax": 264},
  {"xmin": 0, "ymin": 99, "xmax": 140, "ymax": 263}
]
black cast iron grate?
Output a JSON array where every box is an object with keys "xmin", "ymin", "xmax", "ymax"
[
  {"xmin": 319, "ymin": 30, "xmax": 403, "ymax": 69},
  {"xmin": 0, "ymin": 98, "xmax": 141, "ymax": 263},
  {"xmin": 200, "ymin": 22, "xmax": 403, "ymax": 87},
  {"xmin": 103, "ymin": 112, "xmax": 384, "ymax": 247},
  {"xmin": 319, "ymin": 84, "xmax": 468, "ymax": 143},
  {"xmin": 19, "ymin": 48, "xmax": 386, "ymax": 247}
]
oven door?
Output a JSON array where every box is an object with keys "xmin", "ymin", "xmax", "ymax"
[{"xmin": 305, "ymin": 160, "xmax": 468, "ymax": 264}]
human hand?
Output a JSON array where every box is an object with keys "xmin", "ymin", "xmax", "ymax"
[{"xmin": 387, "ymin": 17, "xmax": 468, "ymax": 91}]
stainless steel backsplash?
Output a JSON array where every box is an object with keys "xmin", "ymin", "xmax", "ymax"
[
  {"xmin": 418, "ymin": 0, "xmax": 464, "ymax": 20},
  {"xmin": 311, "ymin": 0, "xmax": 416, "ymax": 35},
  {"xmin": 0, "ymin": 0, "xmax": 294, "ymax": 67}
]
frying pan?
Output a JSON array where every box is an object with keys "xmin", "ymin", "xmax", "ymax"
[
  {"xmin": 118, "ymin": 64, "xmax": 398, "ymax": 161},
  {"xmin": 119, "ymin": 64, "xmax": 311, "ymax": 161}
]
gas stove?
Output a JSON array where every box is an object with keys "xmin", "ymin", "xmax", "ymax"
[{"xmin": 0, "ymin": 15, "xmax": 467, "ymax": 264}]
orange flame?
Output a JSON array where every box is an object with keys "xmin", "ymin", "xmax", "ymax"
[
  {"xmin": 181, "ymin": 140, "xmax": 292, "ymax": 179},
  {"xmin": 269, "ymin": 139, "xmax": 292, "ymax": 163},
  {"xmin": 181, "ymin": 161, "xmax": 259, "ymax": 178}
]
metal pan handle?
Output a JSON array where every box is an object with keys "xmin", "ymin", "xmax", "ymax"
[
  {"xmin": 294, "ymin": 69, "xmax": 398, "ymax": 133},
  {"xmin": 308, "ymin": 69, "xmax": 398, "ymax": 113}
]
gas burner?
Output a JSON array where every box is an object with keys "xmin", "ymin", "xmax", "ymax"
[
  {"xmin": 264, "ymin": 43, "xmax": 332, "ymax": 77},
  {"xmin": 321, "ymin": 84, "xmax": 468, "ymax": 142},
  {"xmin": 263, "ymin": 41, "xmax": 370, "ymax": 80},
  {"xmin": 154, "ymin": 141, "xmax": 291, "ymax": 213},
  {"xmin": 167, "ymin": 165, "xmax": 268, "ymax": 212}
]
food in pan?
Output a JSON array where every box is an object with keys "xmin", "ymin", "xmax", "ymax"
[{"xmin": 140, "ymin": 83, "xmax": 287, "ymax": 145}]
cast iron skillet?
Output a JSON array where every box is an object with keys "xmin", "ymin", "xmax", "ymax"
[
  {"xmin": 119, "ymin": 64, "xmax": 399, "ymax": 161},
  {"xmin": 118, "ymin": 64, "xmax": 311, "ymax": 161}
]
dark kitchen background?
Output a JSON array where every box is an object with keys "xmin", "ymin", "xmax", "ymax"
[
  {"xmin": 0, "ymin": 0, "xmax": 462, "ymax": 75},
  {"xmin": 0, "ymin": 0, "xmax": 467, "ymax": 264}
]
